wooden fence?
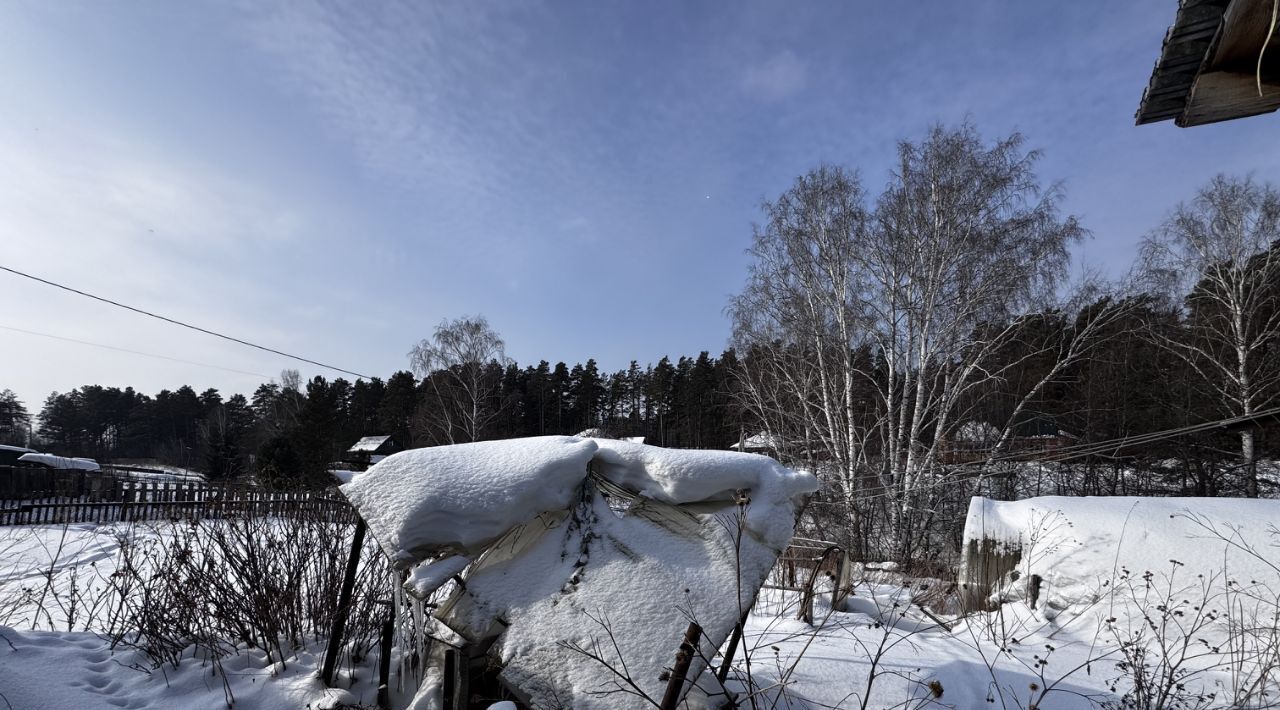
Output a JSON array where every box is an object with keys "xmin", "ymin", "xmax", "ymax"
[
  {"xmin": 0, "ymin": 465, "xmax": 354, "ymax": 526},
  {"xmin": 769, "ymin": 536, "xmax": 852, "ymax": 623}
]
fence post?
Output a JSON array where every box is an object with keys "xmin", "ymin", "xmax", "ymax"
[
  {"xmin": 832, "ymin": 550, "xmax": 851, "ymax": 608},
  {"xmin": 321, "ymin": 516, "xmax": 368, "ymax": 687},
  {"xmin": 659, "ymin": 623, "xmax": 702, "ymax": 710},
  {"xmin": 376, "ymin": 600, "xmax": 395, "ymax": 709}
]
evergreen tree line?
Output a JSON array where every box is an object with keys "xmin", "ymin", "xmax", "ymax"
[
  {"xmin": 4, "ymin": 282, "xmax": 1276, "ymax": 492},
  {"xmin": 5, "ymin": 352, "xmax": 743, "ymax": 487}
]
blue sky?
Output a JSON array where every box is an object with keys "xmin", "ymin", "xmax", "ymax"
[{"xmin": 2, "ymin": 0, "xmax": 1278, "ymax": 411}]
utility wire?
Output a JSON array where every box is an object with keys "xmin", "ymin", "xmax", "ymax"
[
  {"xmin": 0, "ymin": 264, "xmax": 370, "ymax": 379},
  {"xmin": 804, "ymin": 404, "xmax": 1280, "ymax": 507},
  {"xmin": 0, "ymin": 324, "xmax": 275, "ymax": 379}
]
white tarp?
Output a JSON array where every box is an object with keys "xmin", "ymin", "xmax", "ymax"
[{"xmin": 339, "ymin": 435, "xmax": 816, "ymax": 709}]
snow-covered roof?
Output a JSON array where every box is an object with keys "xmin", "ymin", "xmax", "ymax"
[
  {"xmin": 347, "ymin": 435, "xmax": 394, "ymax": 453},
  {"xmin": 729, "ymin": 431, "xmax": 783, "ymax": 450},
  {"xmin": 0, "ymin": 444, "xmax": 37, "ymax": 454},
  {"xmin": 17, "ymin": 453, "xmax": 100, "ymax": 471}
]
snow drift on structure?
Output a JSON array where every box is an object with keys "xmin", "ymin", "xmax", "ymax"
[
  {"xmin": 16, "ymin": 453, "xmax": 100, "ymax": 471},
  {"xmin": 338, "ymin": 435, "xmax": 816, "ymax": 709},
  {"xmin": 339, "ymin": 436, "xmax": 598, "ymax": 568},
  {"xmin": 962, "ymin": 495, "xmax": 1280, "ymax": 610}
]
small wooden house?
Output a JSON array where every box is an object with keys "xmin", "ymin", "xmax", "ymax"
[{"xmin": 344, "ymin": 435, "xmax": 401, "ymax": 470}]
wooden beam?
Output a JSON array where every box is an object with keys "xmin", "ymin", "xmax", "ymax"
[
  {"xmin": 1135, "ymin": 0, "xmax": 1233, "ymax": 125},
  {"xmin": 1179, "ymin": 70, "xmax": 1280, "ymax": 125}
]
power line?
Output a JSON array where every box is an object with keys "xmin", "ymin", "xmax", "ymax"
[
  {"xmin": 0, "ymin": 264, "xmax": 370, "ymax": 379},
  {"xmin": 803, "ymin": 405, "xmax": 1280, "ymax": 507},
  {"xmin": 0, "ymin": 324, "xmax": 275, "ymax": 379}
]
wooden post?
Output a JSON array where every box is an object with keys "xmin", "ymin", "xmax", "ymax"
[
  {"xmin": 376, "ymin": 600, "xmax": 395, "ymax": 709},
  {"xmin": 958, "ymin": 537, "xmax": 1021, "ymax": 613},
  {"xmin": 442, "ymin": 649, "xmax": 458, "ymax": 710},
  {"xmin": 798, "ymin": 580, "xmax": 814, "ymax": 624},
  {"xmin": 321, "ymin": 516, "xmax": 368, "ymax": 687},
  {"xmin": 831, "ymin": 550, "xmax": 851, "ymax": 608},
  {"xmin": 658, "ymin": 623, "xmax": 702, "ymax": 710},
  {"xmin": 716, "ymin": 609, "xmax": 751, "ymax": 684}
]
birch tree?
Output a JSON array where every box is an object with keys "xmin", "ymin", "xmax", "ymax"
[
  {"xmin": 1139, "ymin": 175, "xmax": 1280, "ymax": 497},
  {"xmin": 729, "ymin": 164, "xmax": 878, "ymax": 552},
  {"xmin": 730, "ymin": 124, "xmax": 1120, "ymax": 558},
  {"xmin": 409, "ymin": 315, "xmax": 513, "ymax": 444}
]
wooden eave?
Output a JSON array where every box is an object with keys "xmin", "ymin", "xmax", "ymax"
[{"xmin": 1136, "ymin": 0, "xmax": 1280, "ymax": 127}]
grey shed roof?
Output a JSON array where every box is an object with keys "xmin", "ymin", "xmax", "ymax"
[{"xmin": 347, "ymin": 435, "xmax": 394, "ymax": 453}]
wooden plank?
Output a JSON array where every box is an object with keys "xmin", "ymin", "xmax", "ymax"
[
  {"xmin": 658, "ymin": 623, "xmax": 702, "ymax": 710},
  {"xmin": 1180, "ymin": 70, "xmax": 1280, "ymax": 125}
]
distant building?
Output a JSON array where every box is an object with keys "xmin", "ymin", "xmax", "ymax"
[
  {"xmin": 730, "ymin": 431, "xmax": 785, "ymax": 457},
  {"xmin": 1137, "ymin": 0, "xmax": 1280, "ymax": 127},
  {"xmin": 0, "ymin": 444, "xmax": 37, "ymax": 467},
  {"xmin": 15, "ymin": 452, "xmax": 101, "ymax": 472},
  {"xmin": 938, "ymin": 415, "xmax": 1078, "ymax": 465},
  {"xmin": 345, "ymin": 435, "xmax": 401, "ymax": 470}
]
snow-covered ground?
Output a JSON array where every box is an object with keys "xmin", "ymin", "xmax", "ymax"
[
  {"xmin": 739, "ymin": 582, "xmax": 1110, "ymax": 709},
  {"xmin": 0, "ymin": 627, "xmax": 362, "ymax": 710},
  {"xmin": 0, "ymin": 521, "xmax": 390, "ymax": 709},
  {"xmin": 2, "ymin": 486, "xmax": 1278, "ymax": 707}
]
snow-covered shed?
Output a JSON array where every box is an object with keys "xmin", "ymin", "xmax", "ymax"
[
  {"xmin": 344, "ymin": 435, "xmax": 401, "ymax": 469},
  {"xmin": 15, "ymin": 453, "xmax": 100, "ymax": 472},
  {"xmin": 332, "ymin": 435, "xmax": 816, "ymax": 709},
  {"xmin": 729, "ymin": 431, "xmax": 783, "ymax": 455},
  {"xmin": 959, "ymin": 495, "xmax": 1280, "ymax": 612}
]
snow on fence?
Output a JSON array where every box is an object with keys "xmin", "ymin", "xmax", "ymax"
[
  {"xmin": 958, "ymin": 495, "xmax": 1280, "ymax": 613},
  {"xmin": 0, "ymin": 465, "xmax": 354, "ymax": 526},
  {"xmin": 0, "ymin": 463, "xmax": 208, "ymax": 501}
]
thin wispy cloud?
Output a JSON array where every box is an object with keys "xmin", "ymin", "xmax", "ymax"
[
  {"xmin": 741, "ymin": 50, "xmax": 807, "ymax": 102},
  {"xmin": 2, "ymin": 0, "xmax": 1280, "ymax": 412}
]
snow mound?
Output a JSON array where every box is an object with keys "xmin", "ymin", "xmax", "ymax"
[
  {"xmin": 340, "ymin": 436, "xmax": 598, "ymax": 568},
  {"xmin": 963, "ymin": 496, "xmax": 1280, "ymax": 610},
  {"xmin": 590, "ymin": 438, "xmax": 817, "ymax": 546}
]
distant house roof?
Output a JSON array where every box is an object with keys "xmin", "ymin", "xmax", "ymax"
[
  {"xmin": 730, "ymin": 432, "xmax": 784, "ymax": 451},
  {"xmin": 1010, "ymin": 414, "xmax": 1078, "ymax": 440},
  {"xmin": 17, "ymin": 453, "xmax": 100, "ymax": 471},
  {"xmin": 0, "ymin": 444, "xmax": 38, "ymax": 467},
  {"xmin": 348, "ymin": 436, "xmax": 396, "ymax": 454},
  {"xmin": 1137, "ymin": 0, "xmax": 1280, "ymax": 127}
]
